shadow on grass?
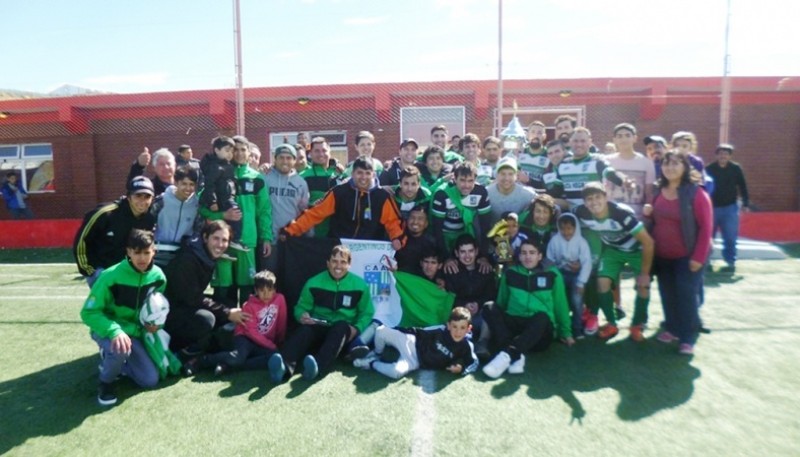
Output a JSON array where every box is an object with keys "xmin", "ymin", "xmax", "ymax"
[
  {"xmin": 486, "ymin": 338, "xmax": 701, "ymax": 423},
  {"xmin": 0, "ymin": 355, "xmax": 159, "ymax": 454},
  {"xmin": 0, "ymin": 248, "xmax": 74, "ymax": 264}
]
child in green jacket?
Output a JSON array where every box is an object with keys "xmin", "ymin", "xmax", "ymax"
[{"xmin": 80, "ymin": 229, "xmax": 167, "ymax": 406}]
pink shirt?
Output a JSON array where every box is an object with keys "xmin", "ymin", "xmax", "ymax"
[
  {"xmin": 652, "ymin": 189, "xmax": 713, "ymax": 264},
  {"xmin": 234, "ymin": 293, "xmax": 287, "ymax": 350}
]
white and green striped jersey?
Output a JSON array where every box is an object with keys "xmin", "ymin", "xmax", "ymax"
[
  {"xmin": 517, "ymin": 148, "xmax": 549, "ymax": 189},
  {"xmin": 552, "ymin": 153, "xmax": 621, "ymax": 208},
  {"xmin": 573, "ymin": 201, "xmax": 643, "ymax": 252}
]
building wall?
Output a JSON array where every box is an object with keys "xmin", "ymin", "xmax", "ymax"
[{"xmin": 1, "ymin": 78, "xmax": 798, "ymax": 219}]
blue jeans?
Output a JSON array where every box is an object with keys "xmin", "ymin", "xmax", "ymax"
[
  {"xmin": 92, "ymin": 333, "xmax": 159, "ymax": 388},
  {"xmin": 560, "ymin": 270, "xmax": 585, "ymax": 335},
  {"xmin": 655, "ymin": 257, "xmax": 702, "ymax": 345},
  {"xmin": 713, "ymin": 203, "xmax": 739, "ymax": 266}
]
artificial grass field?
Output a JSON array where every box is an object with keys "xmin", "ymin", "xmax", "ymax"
[{"xmin": 1, "ymin": 256, "xmax": 798, "ymax": 456}]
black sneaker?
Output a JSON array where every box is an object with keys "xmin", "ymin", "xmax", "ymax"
[
  {"xmin": 97, "ymin": 382, "xmax": 117, "ymax": 406},
  {"xmin": 615, "ymin": 307, "xmax": 627, "ymax": 320},
  {"xmin": 346, "ymin": 345, "xmax": 370, "ymax": 361},
  {"xmin": 182, "ymin": 358, "xmax": 199, "ymax": 377},
  {"xmin": 214, "ymin": 363, "xmax": 229, "ymax": 376}
]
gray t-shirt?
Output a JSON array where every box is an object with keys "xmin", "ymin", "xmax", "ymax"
[{"xmin": 486, "ymin": 183, "xmax": 537, "ymax": 224}]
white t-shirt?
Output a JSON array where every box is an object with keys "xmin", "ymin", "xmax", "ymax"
[{"xmin": 606, "ymin": 152, "xmax": 656, "ymax": 219}]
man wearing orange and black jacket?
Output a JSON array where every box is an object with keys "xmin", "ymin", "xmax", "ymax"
[{"xmin": 281, "ymin": 156, "xmax": 405, "ymax": 251}]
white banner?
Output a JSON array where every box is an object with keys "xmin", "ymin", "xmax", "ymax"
[{"xmin": 340, "ymin": 238, "xmax": 402, "ymax": 328}]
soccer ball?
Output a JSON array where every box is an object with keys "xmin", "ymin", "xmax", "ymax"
[{"xmin": 139, "ymin": 292, "xmax": 170, "ymax": 327}]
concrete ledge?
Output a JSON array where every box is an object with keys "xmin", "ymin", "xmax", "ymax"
[{"xmin": 0, "ymin": 212, "xmax": 798, "ymax": 248}]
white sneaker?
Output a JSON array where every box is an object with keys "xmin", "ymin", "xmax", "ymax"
[
  {"xmin": 353, "ymin": 351, "xmax": 378, "ymax": 370},
  {"xmin": 507, "ymin": 354, "xmax": 525, "ymax": 374},
  {"xmin": 482, "ymin": 351, "xmax": 511, "ymax": 378}
]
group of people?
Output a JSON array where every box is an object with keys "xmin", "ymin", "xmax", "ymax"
[{"xmin": 74, "ymin": 117, "xmax": 750, "ymax": 406}]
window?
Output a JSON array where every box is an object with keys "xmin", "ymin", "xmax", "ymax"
[
  {"xmin": 267, "ymin": 130, "xmax": 348, "ymax": 165},
  {"xmin": 399, "ymin": 106, "xmax": 466, "ymax": 145},
  {"xmin": 0, "ymin": 143, "xmax": 55, "ymax": 193}
]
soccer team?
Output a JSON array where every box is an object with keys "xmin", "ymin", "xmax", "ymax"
[{"xmin": 74, "ymin": 117, "xmax": 750, "ymax": 406}]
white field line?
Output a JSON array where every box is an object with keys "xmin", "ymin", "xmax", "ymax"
[
  {"xmin": 5, "ymin": 296, "xmax": 86, "ymax": 300},
  {"xmin": 410, "ymin": 370, "xmax": 436, "ymax": 457},
  {"xmin": 0, "ymin": 286, "xmax": 84, "ymax": 290}
]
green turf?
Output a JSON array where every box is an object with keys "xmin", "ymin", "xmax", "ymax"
[
  {"xmin": 0, "ymin": 248, "xmax": 73, "ymax": 264},
  {"xmin": 1, "ymin": 259, "xmax": 798, "ymax": 456}
]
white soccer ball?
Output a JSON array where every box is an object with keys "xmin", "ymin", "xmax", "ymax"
[{"xmin": 140, "ymin": 292, "xmax": 170, "ymax": 327}]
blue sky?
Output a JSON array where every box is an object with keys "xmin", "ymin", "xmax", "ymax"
[{"xmin": 2, "ymin": 0, "xmax": 797, "ymax": 94}]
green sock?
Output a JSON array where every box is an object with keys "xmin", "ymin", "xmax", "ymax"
[
  {"xmin": 632, "ymin": 295, "xmax": 650, "ymax": 326},
  {"xmin": 598, "ymin": 291, "xmax": 616, "ymax": 326}
]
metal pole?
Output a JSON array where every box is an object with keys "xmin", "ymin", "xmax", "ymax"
[
  {"xmin": 233, "ymin": 0, "xmax": 245, "ymax": 136},
  {"xmin": 719, "ymin": 0, "xmax": 732, "ymax": 144},
  {"xmin": 496, "ymin": 0, "xmax": 503, "ymax": 135}
]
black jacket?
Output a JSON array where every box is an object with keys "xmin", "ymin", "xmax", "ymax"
[
  {"xmin": 73, "ymin": 197, "xmax": 156, "ymax": 276},
  {"xmin": 163, "ymin": 237, "xmax": 230, "ymax": 323}
]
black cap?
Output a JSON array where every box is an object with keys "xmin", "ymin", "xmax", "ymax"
[
  {"xmin": 400, "ymin": 138, "xmax": 419, "ymax": 149},
  {"xmin": 643, "ymin": 135, "xmax": 668, "ymax": 146},
  {"xmin": 127, "ymin": 176, "xmax": 155, "ymax": 196}
]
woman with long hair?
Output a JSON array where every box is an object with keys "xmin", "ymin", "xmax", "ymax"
[{"xmin": 650, "ymin": 152, "xmax": 713, "ymax": 354}]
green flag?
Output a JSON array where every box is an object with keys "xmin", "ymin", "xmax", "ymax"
[
  {"xmin": 395, "ymin": 271, "xmax": 455, "ymax": 328},
  {"xmin": 142, "ymin": 329, "xmax": 182, "ymax": 379}
]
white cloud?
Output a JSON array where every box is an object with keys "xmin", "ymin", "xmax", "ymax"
[
  {"xmin": 82, "ymin": 72, "xmax": 169, "ymax": 86},
  {"xmin": 342, "ymin": 16, "xmax": 387, "ymax": 26}
]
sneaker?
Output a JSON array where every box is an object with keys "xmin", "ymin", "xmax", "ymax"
[
  {"xmin": 181, "ymin": 358, "xmax": 199, "ymax": 377},
  {"xmin": 482, "ymin": 351, "xmax": 511, "ymax": 379},
  {"xmin": 584, "ymin": 313, "xmax": 599, "ymax": 336},
  {"xmin": 219, "ymin": 253, "xmax": 237, "ymax": 262},
  {"xmin": 214, "ymin": 363, "xmax": 228, "ymax": 376},
  {"xmin": 657, "ymin": 331, "xmax": 679, "ymax": 344},
  {"xmin": 678, "ymin": 343, "xmax": 694, "ymax": 355},
  {"xmin": 229, "ymin": 241, "xmax": 250, "ymax": 252},
  {"xmin": 97, "ymin": 382, "xmax": 117, "ymax": 406},
  {"xmin": 268, "ymin": 353, "xmax": 285, "ymax": 384},
  {"xmin": 302, "ymin": 355, "xmax": 319, "ymax": 381},
  {"xmin": 507, "ymin": 354, "xmax": 526, "ymax": 375},
  {"xmin": 615, "ymin": 306, "xmax": 627, "ymax": 320},
  {"xmin": 353, "ymin": 352, "xmax": 378, "ymax": 370},
  {"xmin": 598, "ymin": 324, "xmax": 619, "ymax": 340},
  {"xmin": 629, "ymin": 325, "xmax": 645, "ymax": 342},
  {"xmin": 347, "ymin": 345, "xmax": 370, "ymax": 362},
  {"xmin": 581, "ymin": 307, "xmax": 591, "ymax": 325}
]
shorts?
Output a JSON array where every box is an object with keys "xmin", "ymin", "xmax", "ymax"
[{"xmin": 597, "ymin": 246, "xmax": 642, "ymax": 285}]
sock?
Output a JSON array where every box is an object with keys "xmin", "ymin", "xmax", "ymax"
[
  {"xmin": 632, "ymin": 295, "xmax": 650, "ymax": 326},
  {"xmin": 598, "ymin": 291, "xmax": 616, "ymax": 326}
]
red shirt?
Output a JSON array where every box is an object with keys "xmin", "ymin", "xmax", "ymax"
[
  {"xmin": 652, "ymin": 189, "xmax": 713, "ymax": 264},
  {"xmin": 234, "ymin": 293, "xmax": 287, "ymax": 350}
]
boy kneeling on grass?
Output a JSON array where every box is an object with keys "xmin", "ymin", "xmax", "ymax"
[
  {"xmin": 352, "ymin": 307, "xmax": 479, "ymax": 379},
  {"xmin": 482, "ymin": 239, "xmax": 575, "ymax": 378},
  {"xmin": 182, "ymin": 270, "xmax": 286, "ymax": 376},
  {"xmin": 80, "ymin": 229, "xmax": 167, "ymax": 406}
]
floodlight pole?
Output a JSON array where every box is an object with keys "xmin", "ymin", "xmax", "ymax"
[
  {"xmin": 233, "ymin": 0, "xmax": 245, "ymax": 136},
  {"xmin": 496, "ymin": 0, "xmax": 503, "ymax": 135},
  {"xmin": 719, "ymin": 0, "xmax": 732, "ymax": 144}
]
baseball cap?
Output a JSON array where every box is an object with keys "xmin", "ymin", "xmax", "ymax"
[
  {"xmin": 128, "ymin": 176, "xmax": 155, "ymax": 196},
  {"xmin": 274, "ymin": 144, "xmax": 297, "ymax": 158},
  {"xmin": 400, "ymin": 138, "xmax": 419, "ymax": 149},
  {"xmin": 643, "ymin": 135, "xmax": 668, "ymax": 146},
  {"xmin": 715, "ymin": 143, "xmax": 735, "ymax": 153},
  {"xmin": 496, "ymin": 156, "xmax": 518, "ymax": 172}
]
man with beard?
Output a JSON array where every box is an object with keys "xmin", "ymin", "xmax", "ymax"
[{"xmin": 517, "ymin": 120, "xmax": 550, "ymax": 191}]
